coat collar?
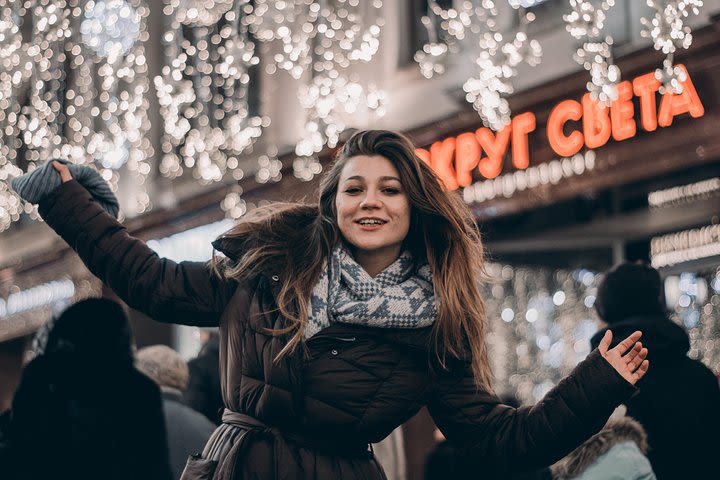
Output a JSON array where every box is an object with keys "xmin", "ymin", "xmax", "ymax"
[
  {"xmin": 551, "ymin": 416, "xmax": 649, "ymax": 479},
  {"xmin": 211, "ymin": 236, "xmax": 284, "ymax": 291}
]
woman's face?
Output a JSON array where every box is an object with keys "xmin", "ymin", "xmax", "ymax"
[{"xmin": 335, "ymin": 154, "xmax": 411, "ymax": 262}]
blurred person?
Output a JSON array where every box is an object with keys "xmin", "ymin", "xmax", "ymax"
[
  {"xmin": 7, "ymin": 298, "xmax": 172, "ymax": 480},
  {"xmin": 184, "ymin": 329, "xmax": 223, "ymax": 425},
  {"xmin": 0, "ymin": 330, "xmax": 32, "ymax": 466},
  {"xmin": 136, "ymin": 344, "xmax": 217, "ymax": 480},
  {"xmin": 550, "ymin": 407, "xmax": 655, "ymax": 480},
  {"xmin": 591, "ymin": 262, "xmax": 720, "ymax": 479},
  {"xmin": 29, "ymin": 130, "xmax": 649, "ymax": 480}
]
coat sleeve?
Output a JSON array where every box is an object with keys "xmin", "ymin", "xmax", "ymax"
[
  {"xmin": 38, "ymin": 180, "xmax": 236, "ymax": 326},
  {"xmin": 426, "ymin": 349, "xmax": 636, "ymax": 476}
]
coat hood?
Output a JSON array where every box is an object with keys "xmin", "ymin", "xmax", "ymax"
[
  {"xmin": 551, "ymin": 416, "xmax": 649, "ymax": 479},
  {"xmin": 590, "ymin": 313, "xmax": 690, "ymax": 361}
]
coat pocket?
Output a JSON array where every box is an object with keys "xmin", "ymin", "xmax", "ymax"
[{"xmin": 180, "ymin": 454, "xmax": 218, "ymax": 480}]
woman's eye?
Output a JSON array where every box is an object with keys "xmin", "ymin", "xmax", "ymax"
[
  {"xmin": 345, "ymin": 187, "xmax": 362, "ymax": 194},
  {"xmin": 383, "ymin": 188, "xmax": 401, "ymax": 194}
]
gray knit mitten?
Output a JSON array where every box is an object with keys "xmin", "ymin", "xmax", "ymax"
[{"xmin": 11, "ymin": 159, "xmax": 120, "ymax": 218}]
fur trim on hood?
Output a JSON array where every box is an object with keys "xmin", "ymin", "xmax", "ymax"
[{"xmin": 551, "ymin": 416, "xmax": 649, "ymax": 480}]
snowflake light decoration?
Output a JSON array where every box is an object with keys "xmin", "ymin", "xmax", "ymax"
[
  {"xmin": 564, "ymin": 0, "xmax": 619, "ymax": 105},
  {"xmin": 641, "ymin": 0, "xmax": 703, "ymax": 94}
]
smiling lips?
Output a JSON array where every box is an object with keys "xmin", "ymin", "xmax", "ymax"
[{"xmin": 355, "ymin": 217, "xmax": 388, "ymax": 229}]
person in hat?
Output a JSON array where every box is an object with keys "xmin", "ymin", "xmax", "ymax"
[
  {"xmin": 184, "ymin": 329, "xmax": 223, "ymax": 425},
  {"xmin": 34, "ymin": 130, "xmax": 649, "ymax": 479},
  {"xmin": 136, "ymin": 345, "xmax": 217, "ymax": 480},
  {"xmin": 550, "ymin": 406, "xmax": 655, "ymax": 480},
  {"xmin": 590, "ymin": 262, "xmax": 720, "ymax": 479},
  {"xmin": 7, "ymin": 298, "xmax": 172, "ymax": 480},
  {"xmin": 0, "ymin": 324, "xmax": 34, "ymax": 467}
]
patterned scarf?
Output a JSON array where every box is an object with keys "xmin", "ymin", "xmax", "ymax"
[{"xmin": 305, "ymin": 244, "xmax": 437, "ymax": 338}]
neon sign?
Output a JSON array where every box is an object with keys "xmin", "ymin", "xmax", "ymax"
[{"xmin": 416, "ymin": 65, "xmax": 705, "ymax": 190}]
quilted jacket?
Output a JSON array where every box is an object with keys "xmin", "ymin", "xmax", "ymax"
[{"xmin": 38, "ymin": 180, "xmax": 636, "ymax": 479}]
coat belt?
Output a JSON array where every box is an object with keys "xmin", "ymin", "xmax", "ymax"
[{"xmin": 217, "ymin": 409, "xmax": 371, "ymax": 479}]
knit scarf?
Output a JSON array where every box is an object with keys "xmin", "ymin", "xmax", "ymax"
[{"xmin": 304, "ymin": 245, "xmax": 437, "ymax": 338}]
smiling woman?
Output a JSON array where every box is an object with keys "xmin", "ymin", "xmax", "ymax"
[
  {"xmin": 37, "ymin": 130, "xmax": 649, "ymax": 480},
  {"xmin": 335, "ymin": 155, "xmax": 411, "ymax": 277}
]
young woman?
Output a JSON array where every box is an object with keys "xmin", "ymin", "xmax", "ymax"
[{"xmin": 42, "ymin": 130, "xmax": 648, "ymax": 479}]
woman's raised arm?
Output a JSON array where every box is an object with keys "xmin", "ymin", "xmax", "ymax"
[
  {"xmin": 427, "ymin": 332, "xmax": 648, "ymax": 477},
  {"xmin": 37, "ymin": 162, "xmax": 236, "ymax": 326}
]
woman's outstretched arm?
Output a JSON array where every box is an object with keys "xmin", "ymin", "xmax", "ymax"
[
  {"xmin": 37, "ymin": 162, "xmax": 236, "ymax": 326},
  {"xmin": 427, "ymin": 331, "xmax": 648, "ymax": 477}
]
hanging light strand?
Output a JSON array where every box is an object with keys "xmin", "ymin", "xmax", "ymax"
[
  {"xmin": 641, "ymin": 0, "xmax": 703, "ymax": 94},
  {"xmin": 564, "ymin": 0, "xmax": 620, "ymax": 105},
  {"xmin": 157, "ymin": 0, "xmax": 267, "ymax": 186},
  {"xmin": 0, "ymin": 0, "xmax": 154, "ymax": 232},
  {"xmin": 418, "ymin": 1, "xmax": 542, "ymax": 131},
  {"xmin": 462, "ymin": 3, "xmax": 542, "ymax": 131}
]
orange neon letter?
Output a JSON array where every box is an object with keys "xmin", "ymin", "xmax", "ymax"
[
  {"xmin": 657, "ymin": 65, "xmax": 705, "ymax": 127},
  {"xmin": 633, "ymin": 72, "xmax": 661, "ymax": 132},
  {"xmin": 429, "ymin": 137, "xmax": 458, "ymax": 190},
  {"xmin": 415, "ymin": 148, "xmax": 431, "ymax": 167},
  {"xmin": 610, "ymin": 81, "xmax": 636, "ymax": 141},
  {"xmin": 547, "ymin": 100, "xmax": 584, "ymax": 157},
  {"xmin": 454, "ymin": 132, "xmax": 482, "ymax": 187},
  {"xmin": 476, "ymin": 125, "xmax": 511, "ymax": 179},
  {"xmin": 511, "ymin": 112, "xmax": 536, "ymax": 170},
  {"xmin": 582, "ymin": 94, "xmax": 611, "ymax": 149}
]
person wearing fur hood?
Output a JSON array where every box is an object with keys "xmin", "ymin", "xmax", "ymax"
[{"xmin": 551, "ymin": 408, "xmax": 655, "ymax": 480}]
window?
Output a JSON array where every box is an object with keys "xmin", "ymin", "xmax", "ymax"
[{"xmin": 400, "ymin": 0, "xmax": 453, "ymax": 68}]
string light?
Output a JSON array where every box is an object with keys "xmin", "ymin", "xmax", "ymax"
[
  {"xmin": 157, "ymin": 0, "xmax": 266, "ymax": 188},
  {"xmin": 665, "ymin": 269, "xmax": 720, "ymax": 373},
  {"xmin": 173, "ymin": 0, "xmax": 234, "ymax": 27},
  {"xmin": 648, "ymin": 177, "xmax": 720, "ymax": 208},
  {"xmin": 421, "ymin": 1, "xmax": 542, "ymax": 131},
  {"xmin": 254, "ymin": 147, "xmax": 282, "ymax": 184},
  {"xmin": 564, "ymin": 0, "xmax": 620, "ymax": 105},
  {"xmin": 641, "ymin": 0, "xmax": 703, "ymax": 94},
  {"xmin": 80, "ymin": 0, "xmax": 140, "ymax": 60},
  {"xmin": 484, "ymin": 263, "xmax": 601, "ymax": 402},
  {"xmin": 0, "ymin": 0, "xmax": 153, "ymax": 232},
  {"xmin": 296, "ymin": 74, "xmax": 386, "ymax": 160},
  {"xmin": 462, "ymin": 150, "xmax": 596, "ymax": 205},
  {"xmin": 0, "ymin": 279, "xmax": 75, "ymax": 318}
]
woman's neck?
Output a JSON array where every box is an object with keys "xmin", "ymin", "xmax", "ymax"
[{"xmin": 350, "ymin": 245, "xmax": 402, "ymax": 278}]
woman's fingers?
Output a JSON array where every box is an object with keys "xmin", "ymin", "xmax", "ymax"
[
  {"xmin": 598, "ymin": 330, "xmax": 612, "ymax": 355},
  {"xmin": 627, "ymin": 347, "xmax": 648, "ymax": 371},
  {"xmin": 612, "ymin": 330, "xmax": 643, "ymax": 355},
  {"xmin": 633, "ymin": 360, "xmax": 650, "ymax": 382},
  {"xmin": 623, "ymin": 342, "xmax": 642, "ymax": 363},
  {"xmin": 52, "ymin": 161, "xmax": 73, "ymax": 183}
]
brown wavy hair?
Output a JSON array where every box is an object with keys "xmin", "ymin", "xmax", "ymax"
[{"xmin": 211, "ymin": 130, "xmax": 492, "ymax": 390}]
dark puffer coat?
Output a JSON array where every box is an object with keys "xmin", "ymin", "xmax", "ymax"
[
  {"xmin": 39, "ymin": 180, "xmax": 635, "ymax": 480},
  {"xmin": 591, "ymin": 314, "xmax": 720, "ymax": 479}
]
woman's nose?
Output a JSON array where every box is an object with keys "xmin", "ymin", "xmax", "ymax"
[{"xmin": 360, "ymin": 191, "xmax": 381, "ymax": 208}]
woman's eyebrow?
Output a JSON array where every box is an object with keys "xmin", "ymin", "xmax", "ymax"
[
  {"xmin": 379, "ymin": 176, "xmax": 401, "ymax": 182},
  {"xmin": 343, "ymin": 175, "xmax": 401, "ymax": 182}
]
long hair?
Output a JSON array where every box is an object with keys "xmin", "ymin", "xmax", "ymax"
[{"xmin": 211, "ymin": 130, "xmax": 492, "ymax": 390}]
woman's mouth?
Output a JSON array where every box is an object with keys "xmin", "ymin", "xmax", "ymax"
[{"xmin": 355, "ymin": 218, "xmax": 388, "ymax": 230}]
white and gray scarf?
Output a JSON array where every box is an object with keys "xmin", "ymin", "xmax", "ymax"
[{"xmin": 304, "ymin": 245, "xmax": 437, "ymax": 338}]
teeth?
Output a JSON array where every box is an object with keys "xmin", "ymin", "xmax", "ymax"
[{"xmin": 358, "ymin": 219, "xmax": 385, "ymax": 225}]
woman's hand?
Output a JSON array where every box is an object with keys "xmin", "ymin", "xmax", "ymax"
[
  {"xmin": 599, "ymin": 330, "xmax": 649, "ymax": 385},
  {"xmin": 52, "ymin": 161, "xmax": 73, "ymax": 183}
]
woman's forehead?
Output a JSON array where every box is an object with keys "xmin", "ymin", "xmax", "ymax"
[{"xmin": 340, "ymin": 154, "xmax": 400, "ymax": 181}]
